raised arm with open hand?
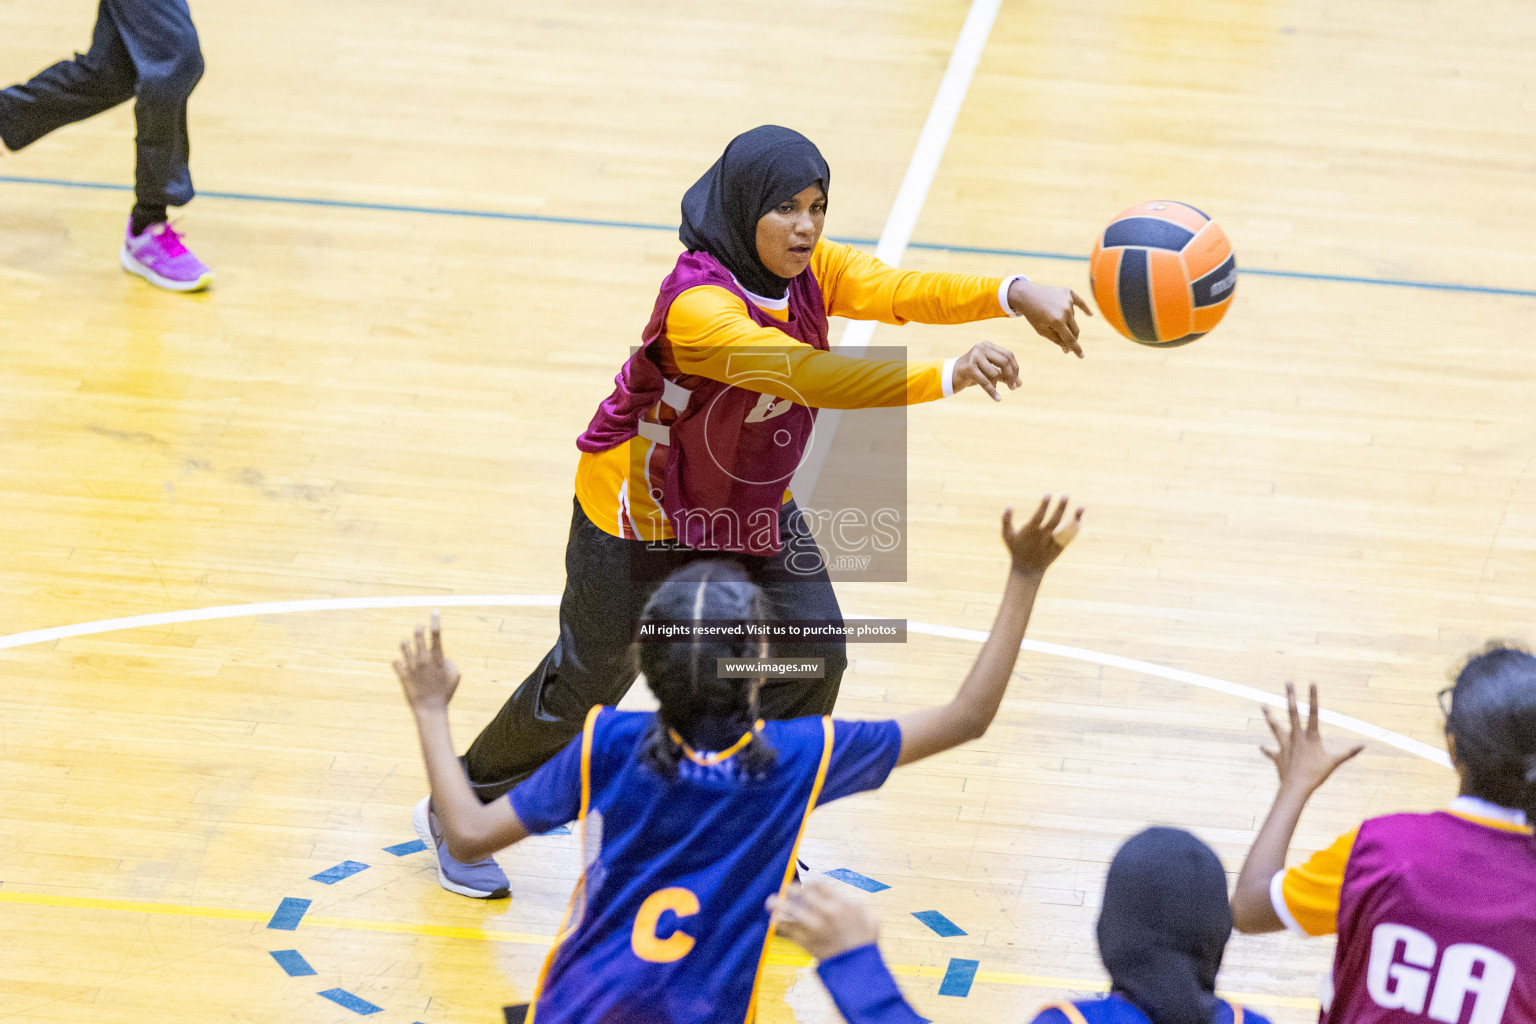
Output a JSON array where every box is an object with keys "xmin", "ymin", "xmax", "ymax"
[
  {"xmin": 1259, "ymin": 681, "xmax": 1366, "ymax": 795},
  {"xmin": 394, "ymin": 614, "xmax": 462, "ymax": 711},
  {"xmin": 1231, "ymin": 683, "xmax": 1364, "ymax": 932},
  {"xmin": 394, "ymin": 613, "xmax": 529, "ymax": 862},
  {"xmin": 894, "ymin": 496, "xmax": 1084, "ymax": 767}
]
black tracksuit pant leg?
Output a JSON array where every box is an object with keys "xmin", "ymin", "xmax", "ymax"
[
  {"xmin": 460, "ymin": 497, "xmax": 847, "ymax": 802},
  {"xmin": 0, "ymin": 0, "xmax": 204, "ymax": 217}
]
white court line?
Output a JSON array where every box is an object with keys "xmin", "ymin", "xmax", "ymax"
[
  {"xmin": 790, "ymin": 0, "xmax": 1005, "ymax": 502},
  {"xmin": 0, "ymin": 595, "xmax": 560, "ymax": 651},
  {"xmin": 866, "ymin": 0, "xmax": 1005, "ymax": 271},
  {"xmin": 907, "ymin": 621, "xmax": 1452, "ymax": 768},
  {"xmin": 0, "ymin": 594, "xmax": 1450, "ymax": 768}
]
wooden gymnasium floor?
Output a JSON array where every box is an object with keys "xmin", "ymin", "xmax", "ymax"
[{"xmin": 3, "ymin": 0, "xmax": 1534, "ymax": 1021}]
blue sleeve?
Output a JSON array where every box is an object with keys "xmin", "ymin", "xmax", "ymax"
[
  {"xmin": 1027, "ymin": 1010, "xmax": 1073, "ymax": 1024},
  {"xmin": 817, "ymin": 719, "xmax": 902, "ymax": 806},
  {"xmin": 508, "ymin": 731, "xmax": 584, "ymax": 834},
  {"xmin": 816, "ymin": 944, "xmax": 927, "ymax": 1024}
]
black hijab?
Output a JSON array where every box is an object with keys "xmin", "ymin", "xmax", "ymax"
[
  {"xmin": 679, "ymin": 125, "xmax": 830, "ymax": 300},
  {"xmin": 1096, "ymin": 828, "xmax": 1232, "ymax": 1024}
]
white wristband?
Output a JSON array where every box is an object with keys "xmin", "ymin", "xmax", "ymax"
[{"xmin": 999, "ymin": 274, "xmax": 1029, "ymax": 317}]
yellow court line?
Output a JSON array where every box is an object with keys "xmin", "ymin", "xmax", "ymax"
[
  {"xmin": 0, "ymin": 891, "xmax": 552, "ymax": 945},
  {"xmin": 304, "ymin": 913, "xmax": 551, "ymax": 945},
  {"xmin": 0, "ymin": 890, "xmax": 271, "ymax": 923},
  {"xmin": 2, "ymin": 891, "xmax": 1318, "ymax": 1011}
]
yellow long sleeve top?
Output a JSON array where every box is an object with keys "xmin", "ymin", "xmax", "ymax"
[{"xmin": 575, "ymin": 238, "xmax": 1020, "ymax": 541}]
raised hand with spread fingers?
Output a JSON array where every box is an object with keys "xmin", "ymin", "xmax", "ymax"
[{"xmin": 1231, "ymin": 683, "xmax": 1364, "ymax": 932}]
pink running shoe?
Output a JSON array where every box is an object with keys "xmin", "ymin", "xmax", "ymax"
[{"xmin": 120, "ymin": 218, "xmax": 214, "ymax": 292}]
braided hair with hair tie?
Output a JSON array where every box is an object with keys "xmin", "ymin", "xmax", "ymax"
[{"xmin": 636, "ymin": 560, "xmax": 778, "ymax": 781}]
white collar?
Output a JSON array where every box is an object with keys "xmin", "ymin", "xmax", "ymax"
[
  {"xmin": 1450, "ymin": 795, "xmax": 1529, "ymax": 827},
  {"xmin": 729, "ymin": 273, "xmax": 789, "ymax": 311}
]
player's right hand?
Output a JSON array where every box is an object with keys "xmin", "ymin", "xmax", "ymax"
[
  {"xmin": 1261, "ymin": 682, "xmax": 1364, "ymax": 796},
  {"xmin": 1003, "ymin": 495, "xmax": 1084, "ymax": 578},
  {"xmin": 1007, "ymin": 279, "xmax": 1093, "ymax": 358}
]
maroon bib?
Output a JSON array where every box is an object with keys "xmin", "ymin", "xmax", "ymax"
[{"xmin": 577, "ymin": 251, "xmax": 828, "ymax": 555}]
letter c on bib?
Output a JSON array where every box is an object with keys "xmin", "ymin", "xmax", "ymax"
[{"xmin": 631, "ymin": 887, "xmax": 700, "ymax": 963}]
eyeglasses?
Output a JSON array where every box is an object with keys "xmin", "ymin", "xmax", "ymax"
[{"xmin": 1437, "ymin": 685, "xmax": 1455, "ymax": 718}]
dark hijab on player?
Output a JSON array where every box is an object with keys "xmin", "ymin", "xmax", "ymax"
[
  {"xmin": 1097, "ymin": 827, "xmax": 1233, "ymax": 1024},
  {"xmin": 679, "ymin": 125, "xmax": 830, "ymax": 299}
]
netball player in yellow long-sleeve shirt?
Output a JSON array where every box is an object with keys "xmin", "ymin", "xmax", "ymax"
[
  {"xmin": 576, "ymin": 235, "xmax": 1082, "ymax": 539},
  {"xmin": 416, "ymin": 125, "xmax": 1091, "ymax": 900}
]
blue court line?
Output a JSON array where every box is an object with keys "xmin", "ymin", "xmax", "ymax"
[
  {"xmin": 383, "ymin": 839, "xmax": 428, "ymax": 856},
  {"xmin": 912, "ymin": 910, "xmax": 967, "ymax": 937},
  {"xmin": 896, "ymin": 241, "xmax": 1536, "ymax": 299},
  {"xmin": 310, "ymin": 860, "xmax": 370, "ymax": 884},
  {"xmin": 266, "ymin": 897, "xmax": 311, "ymax": 930},
  {"xmin": 2, "ymin": 173, "xmax": 1531, "ymax": 300},
  {"xmin": 319, "ymin": 989, "xmax": 384, "ymax": 1015},
  {"xmin": 918, "ymin": 238, "xmax": 1536, "ymax": 299},
  {"xmin": 270, "ymin": 949, "xmax": 317, "ymax": 977},
  {"xmin": 0, "ymin": 174, "xmax": 670, "ymax": 234},
  {"xmin": 825, "ymin": 868, "xmax": 891, "ymax": 893},
  {"xmin": 939, "ymin": 958, "xmax": 980, "ymax": 997}
]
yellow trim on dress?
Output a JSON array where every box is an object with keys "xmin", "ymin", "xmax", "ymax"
[
  {"xmin": 1448, "ymin": 809, "xmax": 1534, "ymax": 835},
  {"xmin": 669, "ymin": 719, "xmax": 766, "ymax": 766},
  {"xmin": 744, "ymin": 716, "xmax": 836, "ymax": 1023},
  {"xmin": 526, "ymin": 704, "xmax": 604, "ymax": 1024}
]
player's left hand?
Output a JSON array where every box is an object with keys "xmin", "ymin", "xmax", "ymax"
[
  {"xmin": 393, "ymin": 611, "xmax": 462, "ymax": 712},
  {"xmin": 953, "ymin": 341, "xmax": 1021, "ymax": 401},
  {"xmin": 767, "ymin": 878, "xmax": 880, "ymax": 961},
  {"xmin": 1008, "ymin": 279, "xmax": 1093, "ymax": 358}
]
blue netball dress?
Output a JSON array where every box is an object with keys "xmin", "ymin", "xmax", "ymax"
[
  {"xmin": 1030, "ymin": 995, "xmax": 1271, "ymax": 1024},
  {"xmin": 509, "ymin": 706, "xmax": 902, "ymax": 1024}
]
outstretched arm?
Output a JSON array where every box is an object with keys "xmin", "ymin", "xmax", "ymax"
[
  {"xmin": 894, "ymin": 496, "xmax": 1084, "ymax": 767},
  {"xmin": 394, "ymin": 614, "xmax": 530, "ymax": 862},
  {"xmin": 814, "ymin": 239, "xmax": 1093, "ymax": 358},
  {"xmin": 666, "ymin": 288, "xmax": 1028, "ymax": 408},
  {"xmin": 1231, "ymin": 683, "xmax": 1363, "ymax": 932}
]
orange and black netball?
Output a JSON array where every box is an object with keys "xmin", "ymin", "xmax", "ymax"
[{"xmin": 1090, "ymin": 201, "xmax": 1236, "ymax": 347}]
